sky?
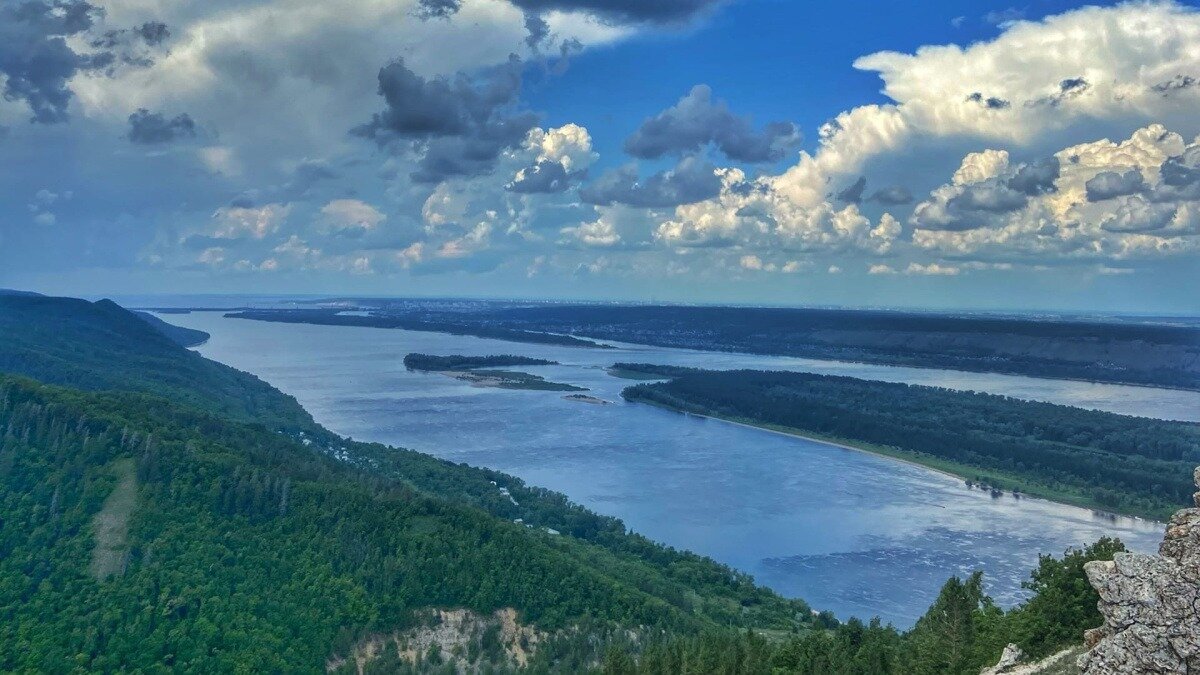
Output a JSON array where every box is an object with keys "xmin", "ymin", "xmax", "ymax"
[{"xmin": 1, "ymin": 0, "xmax": 1199, "ymax": 312}]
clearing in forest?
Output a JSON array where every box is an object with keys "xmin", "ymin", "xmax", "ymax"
[{"xmin": 89, "ymin": 458, "xmax": 137, "ymax": 580}]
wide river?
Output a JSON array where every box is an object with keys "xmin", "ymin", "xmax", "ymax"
[{"xmin": 163, "ymin": 311, "xmax": 1183, "ymax": 627}]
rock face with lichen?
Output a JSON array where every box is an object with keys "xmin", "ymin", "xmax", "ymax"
[{"xmin": 1078, "ymin": 467, "xmax": 1200, "ymax": 674}]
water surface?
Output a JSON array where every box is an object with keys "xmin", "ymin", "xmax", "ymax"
[{"xmin": 165, "ymin": 312, "xmax": 1171, "ymax": 627}]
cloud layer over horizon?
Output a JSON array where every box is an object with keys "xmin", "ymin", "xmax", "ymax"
[{"xmin": 2, "ymin": 0, "xmax": 1199, "ymax": 310}]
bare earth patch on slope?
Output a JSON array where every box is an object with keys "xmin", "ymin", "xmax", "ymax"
[{"xmin": 89, "ymin": 458, "xmax": 136, "ymax": 580}]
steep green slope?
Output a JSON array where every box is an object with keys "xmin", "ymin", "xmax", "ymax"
[
  {"xmin": 0, "ymin": 295, "xmax": 311, "ymax": 430},
  {"xmin": 132, "ymin": 310, "xmax": 211, "ymax": 347},
  {"xmin": 0, "ymin": 297, "xmax": 812, "ymax": 672}
]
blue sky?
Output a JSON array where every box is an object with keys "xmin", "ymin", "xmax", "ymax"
[{"xmin": 1, "ymin": 0, "xmax": 1199, "ymax": 312}]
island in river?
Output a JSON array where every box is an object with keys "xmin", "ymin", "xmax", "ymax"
[
  {"xmin": 404, "ymin": 353, "xmax": 587, "ymax": 392},
  {"xmin": 615, "ymin": 363, "xmax": 1200, "ymax": 521}
]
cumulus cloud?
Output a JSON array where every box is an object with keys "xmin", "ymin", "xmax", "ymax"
[
  {"xmin": 0, "ymin": 0, "xmax": 107, "ymax": 123},
  {"xmin": 1085, "ymin": 169, "xmax": 1147, "ymax": 201},
  {"xmin": 506, "ymin": 123, "xmax": 596, "ymax": 193},
  {"xmin": 910, "ymin": 150, "xmax": 1061, "ymax": 231},
  {"xmin": 654, "ymin": 166, "xmax": 902, "ymax": 256},
  {"xmin": 913, "ymin": 125, "xmax": 1200, "ymax": 262},
  {"xmin": 126, "ymin": 109, "xmax": 197, "ymax": 144},
  {"xmin": 906, "ymin": 262, "xmax": 959, "ymax": 275},
  {"xmin": 581, "ymin": 156, "xmax": 722, "ymax": 207},
  {"xmin": 760, "ymin": 2, "xmax": 1200, "ymax": 229},
  {"xmin": 624, "ymin": 85, "xmax": 801, "ymax": 163},
  {"xmin": 319, "ymin": 199, "xmax": 386, "ymax": 233},
  {"xmin": 354, "ymin": 56, "xmax": 539, "ymax": 183},
  {"xmin": 561, "ymin": 214, "xmax": 621, "ymax": 247},
  {"xmin": 211, "ymin": 203, "xmax": 291, "ymax": 239}
]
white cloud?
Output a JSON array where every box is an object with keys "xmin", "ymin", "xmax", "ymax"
[
  {"xmin": 905, "ymin": 262, "xmax": 959, "ymax": 276},
  {"xmin": 663, "ymin": 1, "xmax": 1200, "ymax": 272},
  {"xmin": 319, "ymin": 199, "xmax": 386, "ymax": 231},
  {"xmin": 913, "ymin": 124, "xmax": 1200, "ymax": 263},
  {"xmin": 562, "ymin": 214, "xmax": 621, "ymax": 248},
  {"xmin": 211, "ymin": 202, "xmax": 291, "ymax": 239},
  {"xmin": 524, "ymin": 123, "xmax": 597, "ymax": 172},
  {"xmin": 739, "ymin": 254, "xmax": 764, "ymax": 270}
]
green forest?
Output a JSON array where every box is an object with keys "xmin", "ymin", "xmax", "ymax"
[
  {"xmin": 403, "ymin": 353, "xmax": 583, "ymax": 391},
  {"xmin": 403, "ymin": 354, "xmax": 558, "ymax": 370},
  {"xmin": 0, "ymin": 295, "xmax": 1149, "ymax": 672},
  {"xmin": 618, "ymin": 364, "xmax": 1200, "ymax": 519},
  {"xmin": 228, "ymin": 309, "xmax": 612, "ymax": 349}
]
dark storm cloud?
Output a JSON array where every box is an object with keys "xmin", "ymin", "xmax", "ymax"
[
  {"xmin": 1151, "ymin": 74, "xmax": 1197, "ymax": 96},
  {"xmin": 580, "ymin": 156, "xmax": 721, "ymax": 207},
  {"xmin": 1160, "ymin": 146, "xmax": 1200, "ymax": 188},
  {"xmin": 624, "ymin": 85, "xmax": 801, "ymax": 163},
  {"xmin": 511, "ymin": 0, "xmax": 723, "ymax": 25},
  {"xmin": 0, "ymin": 0, "xmax": 105, "ymax": 124},
  {"xmin": 966, "ymin": 92, "xmax": 1011, "ymax": 109},
  {"xmin": 416, "ymin": 0, "xmax": 721, "ymax": 25},
  {"xmin": 947, "ymin": 182, "xmax": 1027, "ymax": 214},
  {"xmin": 524, "ymin": 12, "xmax": 551, "ymax": 50},
  {"xmin": 134, "ymin": 21, "xmax": 169, "ymax": 46},
  {"xmin": 1028, "ymin": 77, "xmax": 1090, "ymax": 108},
  {"xmin": 912, "ymin": 155, "xmax": 1066, "ymax": 231},
  {"xmin": 414, "ymin": 0, "xmax": 462, "ymax": 19},
  {"xmin": 354, "ymin": 56, "xmax": 539, "ymax": 183},
  {"xmin": 869, "ymin": 185, "xmax": 913, "ymax": 205},
  {"xmin": 506, "ymin": 160, "xmax": 573, "ymax": 193},
  {"xmin": 92, "ymin": 21, "xmax": 170, "ymax": 49},
  {"xmin": 1007, "ymin": 156, "xmax": 1060, "ymax": 195},
  {"xmin": 281, "ymin": 159, "xmax": 340, "ymax": 199},
  {"xmin": 835, "ymin": 176, "xmax": 866, "ymax": 204},
  {"xmin": 1085, "ymin": 169, "xmax": 1146, "ymax": 202},
  {"xmin": 126, "ymin": 109, "xmax": 197, "ymax": 144},
  {"xmin": 836, "ymin": 177, "xmax": 912, "ymax": 206}
]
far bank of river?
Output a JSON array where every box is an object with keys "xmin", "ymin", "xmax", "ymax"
[{"xmin": 628, "ymin": 397, "xmax": 1168, "ymax": 522}]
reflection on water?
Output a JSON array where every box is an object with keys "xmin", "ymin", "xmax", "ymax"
[{"xmin": 165, "ymin": 312, "xmax": 1171, "ymax": 628}]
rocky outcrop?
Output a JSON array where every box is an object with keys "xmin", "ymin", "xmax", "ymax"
[
  {"xmin": 1078, "ymin": 467, "xmax": 1200, "ymax": 674},
  {"xmin": 982, "ymin": 644, "xmax": 1027, "ymax": 674},
  {"xmin": 327, "ymin": 608, "xmax": 543, "ymax": 674}
]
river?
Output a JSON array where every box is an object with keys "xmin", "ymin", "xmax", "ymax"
[{"xmin": 161, "ymin": 310, "xmax": 1176, "ymax": 627}]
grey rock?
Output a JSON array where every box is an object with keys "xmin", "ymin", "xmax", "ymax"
[
  {"xmin": 1079, "ymin": 468, "xmax": 1200, "ymax": 674},
  {"xmin": 981, "ymin": 643, "xmax": 1025, "ymax": 674}
]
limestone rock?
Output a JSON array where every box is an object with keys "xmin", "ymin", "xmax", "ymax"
[
  {"xmin": 1078, "ymin": 468, "xmax": 1200, "ymax": 674},
  {"xmin": 981, "ymin": 643, "xmax": 1025, "ymax": 674}
]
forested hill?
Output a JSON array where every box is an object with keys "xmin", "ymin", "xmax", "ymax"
[
  {"xmin": 0, "ymin": 296, "xmax": 818, "ymax": 671},
  {"xmin": 133, "ymin": 310, "xmax": 211, "ymax": 347},
  {"xmin": 619, "ymin": 365, "xmax": 1200, "ymax": 519},
  {"xmin": 0, "ymin": 295, "xmax": 314, "ymax": 431}
]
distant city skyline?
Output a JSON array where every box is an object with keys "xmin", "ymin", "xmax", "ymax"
[{"xmin": 2, "ymin": 0, "xmax": 1199, "ymax": 313}]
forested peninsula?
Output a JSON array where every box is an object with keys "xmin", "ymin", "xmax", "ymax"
[{"xmin": 617, "ymin": 363, "xmax": 1200, "ymax": 520}]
